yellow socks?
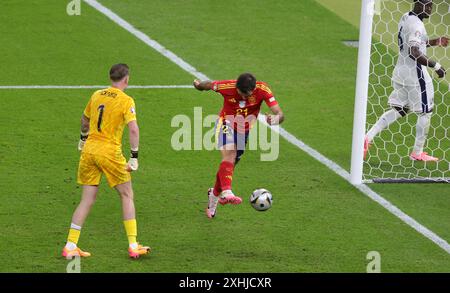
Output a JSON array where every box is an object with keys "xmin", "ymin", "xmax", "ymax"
[
  {"xmin": 123, "ymin": 219, "xmax": 137, "ymax": 246},
  {"xmin": 66, "ymin": 220, "xmax": 138, "ymax": 250},
  {"xmin": 66, "ymin": 223, "xmax": 82, "ymax": 250}
]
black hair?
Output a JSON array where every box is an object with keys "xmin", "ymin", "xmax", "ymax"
[{"xmin": 236, "ymin": 73, "xmax": 256, "ymax": 94}]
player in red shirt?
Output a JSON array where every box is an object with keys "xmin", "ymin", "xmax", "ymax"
[{"xmin": 194, "ymin": 73, "xmax": 285, "ymax": 218}]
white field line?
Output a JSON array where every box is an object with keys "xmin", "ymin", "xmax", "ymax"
[
  {"xmin": 85, "ymin": 0, "xmax": 450, "ymax": 254},
  {"xmin": 84, "ymin": 0, "xmax": 209, "ymax": 81},
  {"xmin": 258, "ymin": 115, "xmax": 450, "ymax": 254},
  {"xmin": 0, "ymin": 85, "xmax": 193, "ymax": 89}
]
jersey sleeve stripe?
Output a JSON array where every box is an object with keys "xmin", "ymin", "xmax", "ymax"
[
  {"xmin": 218, "ymin": 83, "xmax": 236, "ymax": 89},
  {"xmin": 218, "ymin": 86, "xmax": 236, "ymax": 91},
  {"xmin": 257, "ymin": 84, "xmax": 273, "ymax": 94},
  {"xmin": 218, "ymin": 86, "xmax": 236, "ymax": 90}
]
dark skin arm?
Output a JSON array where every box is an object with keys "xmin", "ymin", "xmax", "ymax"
[
  {"xmin": 410, "ymin": 46, "xmax": 446, "ymax": 78},
  {"xmin": 427, "ymin": 37, "xmax": 449, "ymax": 47}
]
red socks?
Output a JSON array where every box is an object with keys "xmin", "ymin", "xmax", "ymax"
[
  {"xmin": 213, "ymin": 161, "xmax": 235, "ymax": 196},
  {"xmin": 218, "ymin": 161, "xmax": 235, "ymax": 191},
  {"xmin": 213, "ymin": 172, "xmax": 222, "ymax": 196}
]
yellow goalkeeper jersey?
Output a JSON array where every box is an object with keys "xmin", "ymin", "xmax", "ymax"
[{"xmin": 82, "ymin": 87, "xmax": 136, "ymax": 157}]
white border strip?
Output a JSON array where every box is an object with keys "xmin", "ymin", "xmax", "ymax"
[
  {"xmin": 85, "ymin": 0, "xmax": 450, "ymax": 254},
  {"xmin": 0, "ymin": 85, "xmax": 193, "ymax": 89}
]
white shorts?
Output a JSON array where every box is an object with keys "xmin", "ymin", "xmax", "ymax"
[{"xmin": 388, "ymin": 81, "xmax": 434, "ymax": 113}]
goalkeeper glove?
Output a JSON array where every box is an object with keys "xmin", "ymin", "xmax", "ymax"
[
  {"xmin": 78, "ymin": 132, "xmax": 89, "ymax": 151},
  {"xmin": 127, "ymin": 149, "xmax": 139, "ymax": 172}
]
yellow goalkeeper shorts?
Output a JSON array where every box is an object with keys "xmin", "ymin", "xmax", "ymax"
[{"xmin": 77, "ymin": 152, "xmax": 131, "ymax": 188}]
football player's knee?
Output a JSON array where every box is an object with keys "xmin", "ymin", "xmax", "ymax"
[
  {"xmin": 120, "ymin": 189, "xmax": 134, "ymax": 200},
  {"xmin": 231, "ymin": 152, "xmax": 238, "ymax": 162},
  {"xmin": 222, "ymin": 149, "xmax": 237, "ymax": 162},
  {"xmin": 393, "ymin": 106, "xmax": 409, "ymax": 117}
]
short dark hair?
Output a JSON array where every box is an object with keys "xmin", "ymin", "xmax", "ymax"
[
  {"xmin": 236, "ymin": 73, "xmax": 256, "ymax": 94},
  {"xmin": 109, "ymin": 63, "xmax": 129, "ymax": 82}
]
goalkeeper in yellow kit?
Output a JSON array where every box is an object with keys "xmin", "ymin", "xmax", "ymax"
[{"xmin": 62, "ymin": 64, "xmax": 150, "ymax": 259}]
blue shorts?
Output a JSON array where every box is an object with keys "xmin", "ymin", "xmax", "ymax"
[{"xmin": 215, "ymin": 118, "xmax": 249, "ymax": 164}]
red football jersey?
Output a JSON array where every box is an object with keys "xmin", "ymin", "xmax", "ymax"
[{"xmin": 211, "ymin": 80, "xmax": 278, "ymax": 131}]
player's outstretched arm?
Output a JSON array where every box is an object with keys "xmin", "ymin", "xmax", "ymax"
[
  {"xmin": 193, "ymin": 79, "xmax": 213, "ymax": 91},
  {"xmin": 427, "ymin": 37, "xmax": 449, "ymax": 47},
  {"xmin": 78, "ymin": 114, "xmax": 90, "ymax": 151},
  {"xmin": 410, "ymin": 46, "xmax": 446, "ymax": 78},
  {"xmin": 266, "ymin": 105, "xmax": 285, "ymax": 126},
  {"xmin": 127, "ymin": 120, "xmax": 139, "ymax": 172}
]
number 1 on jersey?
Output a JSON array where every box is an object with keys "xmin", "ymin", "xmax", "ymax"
[{"xmin": 97, "ymin": 105, "xmax": 105, "ymax": 132}]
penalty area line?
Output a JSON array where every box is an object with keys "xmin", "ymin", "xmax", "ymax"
[
  {"xmin": 86, "ymin": 0, "xmax": 450, "ymax": 255},
  {"xmin": 0, "ymin": 85, "xmax": 194, "ymax": 89}
]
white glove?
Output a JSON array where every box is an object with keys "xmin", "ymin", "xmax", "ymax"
[
  {"xmin": 78, "ymin": 132, "xmax": 88, "ymax": 151},
  {"xmin": 127, "ymin": 158, "xmax": 138, "ymax": 172},
  {"xmin": 127, "ymin": 148, "xmax": 139, "ymax": 171},
  {"xmin": 434, "ymin": 62, "xmax": 442, "ymax": 71}
]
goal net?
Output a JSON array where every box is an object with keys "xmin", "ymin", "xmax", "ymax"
[{"xmin": 362, "ymin": 0, "xmax": 449, "ymax": 183}]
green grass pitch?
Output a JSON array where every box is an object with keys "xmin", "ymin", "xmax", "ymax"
[{"xmin": 0, "ymin": 0, "xmax": 449, "ymax": 272}]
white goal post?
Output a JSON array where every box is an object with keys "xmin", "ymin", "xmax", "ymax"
[
  {"xmin": 351, "ymin": 0, "xmax": 375, "ymax": 184},
  {"xmin": 350, "ymin": 0, "xmax": 450, "ymax": 184}
]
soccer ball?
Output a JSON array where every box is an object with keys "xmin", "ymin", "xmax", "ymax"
[{"xmin": 250, "ymin": 188, "xmax": 273, "ymax": 211}]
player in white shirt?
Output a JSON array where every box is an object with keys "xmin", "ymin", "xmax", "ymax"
[{"xmin": 365, "ymin": 0, "xmax": 448, "ymax": 161}]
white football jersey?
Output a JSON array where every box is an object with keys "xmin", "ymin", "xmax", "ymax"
[{"xmin": 392, "ymin": 12, "xmax": 432, "ymax": 86}]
